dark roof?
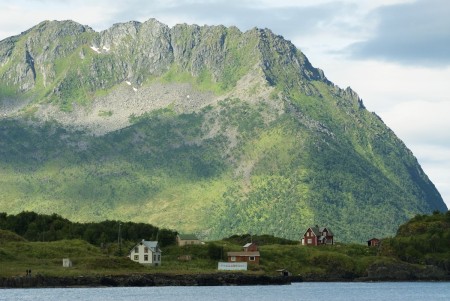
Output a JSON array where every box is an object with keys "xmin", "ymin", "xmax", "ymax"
[
  {"xmin": 177, "ymin": 233, "xmax": 199, "ymax": 240},
  {"xmin": 305, "ymin": 226, "xmax": 334, "ymax": 237},
  {"xmin": 320, "ymin": 227, "xmax": 334, "ymax": 236}
]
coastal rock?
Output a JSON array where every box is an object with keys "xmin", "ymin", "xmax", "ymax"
[
  {"xmin": 0, "ymin": 273, "xmax": 292, "ymax": 288},
  {"xmin": 365, "ymin": 261, "xmax": 448, "ymax": 281}
]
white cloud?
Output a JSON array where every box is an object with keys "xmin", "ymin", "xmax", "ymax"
[{"xmin": 381, "ymin": 101, "xmax": 450, "ymax": 144}]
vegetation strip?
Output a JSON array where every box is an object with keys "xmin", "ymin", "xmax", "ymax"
[{"xmin": 1, "ymin": 211, "xmax": 449, "ymax": 286}]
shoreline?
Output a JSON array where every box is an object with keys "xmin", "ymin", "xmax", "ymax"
[
  {"xmin": 1, "ymin": 272, "xmax": 449, "ymax": 289},
  {"xmin": 0, "ymin": 273, "xmax": 296, "ymax": 288}
]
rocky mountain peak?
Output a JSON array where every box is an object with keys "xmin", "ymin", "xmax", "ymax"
[{"xmin": 1, "ymin": 18, "xmax": 332, "ymax": 100}]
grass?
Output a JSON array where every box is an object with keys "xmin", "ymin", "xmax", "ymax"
[
  {"xmin": 0, "ymin": 238, "xmax": 146, "ymax": 277},
  {"xmin": 0, "ymin": 230, "xmax": 386, "ymax": 279}
]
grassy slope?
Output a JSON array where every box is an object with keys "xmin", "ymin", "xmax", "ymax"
[
  {"xmin": 0, "ymin": 232, "xmax": 147, "ymax": 277},
  {"xmin": 0, "ymin": 229, "xmax": 383, "ymax": 278}
]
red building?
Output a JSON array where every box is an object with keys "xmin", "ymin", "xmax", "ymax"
[
  {"xmin": 367, "ymin": 238, "xmax": 380, "ymax": 247},
  {"xmin": 302, "ymin": 226, "xmax": 334, "ymax": 246},
  {"xmin": 227, "ymin": 251, "xmax": 260, "ymax": 264},
  {"xmin": 227, "ymin": 242, "xmax": 260, "ymax": 264}
]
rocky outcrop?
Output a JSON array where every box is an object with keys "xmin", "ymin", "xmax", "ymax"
[
  {"xmin": 0, "ymin": 273, "xmax": 293, "ymax": 288},
  {"xmin": 0, "ymin": 18, "xmax": 328, "ymax": 101},
  {"xmin": 362, "ymin": 261, "xmax": 449, "ymax": 281}
]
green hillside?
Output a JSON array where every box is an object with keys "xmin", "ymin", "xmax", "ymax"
[
  {"xmin": 2, "ymin": 212, "xmax": 448, "ymax": 280},
  {"xmin": 0, "ymin": 19, "xmax": 446, "ymax": 243},
  {"xmin": 380, "ymin": 211, "xmax": 450, "ymax": 273}
]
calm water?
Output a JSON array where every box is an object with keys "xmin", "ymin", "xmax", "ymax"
[{"xmin": 1, "ymin": 282, "xmax": 449, "ymax": 301}]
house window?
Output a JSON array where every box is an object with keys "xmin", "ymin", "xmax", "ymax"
[
  {"xmin": 307, "ymin": 238, "xmax": 312, "ymax": 244},
  {"xmin": 157, "ymin": 255, "xmax": 161, "ymax": 261},
  {"xmin": 134, "ymin": 247, "xmax": 138, "ymax": 253},
  {"xmin": 144, "ymin": 255, "xmax": 148, "ymax": 261},
  {"xmin": 134, "ymin": 255, "xmax": 138, "ymax": 260},
  {"xmin": 323, "ymin": 231, "xmax": 327, "ymax": 236},
  {"xmin": 144, "ymin": 247, "xmax": 148, "ymax": 253},
  {"xmin": 153, "ymin": 254, "xmax": 157, "ymax": 261},
  {"xmin": 249, "ymin": 256, "xmax": 255, "ymax": 261},
  {"xmin": 231, "ymin": 256, "xmax": 236, "ymax": 262}
]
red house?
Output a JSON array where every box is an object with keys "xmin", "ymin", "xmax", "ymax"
[
  {"xmin": 302, "ymin": 226, "xmax": 334, "ymax": 246},
  {"xmin": 367, "ymin": 238, "xmax": 380, "ymax": 247}
]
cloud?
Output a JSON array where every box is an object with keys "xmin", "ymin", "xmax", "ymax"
[
  {"xmin": 345, "ymin": 0, "xmax": 450, "ymax": 67},
  {"xmin": 381, "ymin": 100, "xmax": 450, "ymax": 145}
]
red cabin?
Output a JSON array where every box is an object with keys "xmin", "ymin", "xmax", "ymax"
[{"xmin": 367, "ymin": 238, "xmax": 380, "ymax": 247}]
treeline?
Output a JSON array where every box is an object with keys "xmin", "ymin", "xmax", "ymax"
[
  {"xmin": 224, "ymin": 234, "xmax": 298, "ymax": 246},
  {"xmin": 0, "ymin": 211, "xmax": 177, "ymax": 247}
]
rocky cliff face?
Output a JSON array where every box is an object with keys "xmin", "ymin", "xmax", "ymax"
[
  {"xmin": 0, "ymin": 19, "xmax": 322, "ymax": 107},
  {"xmin": 0, "ymin": 19, "xmax": 446, "ymax": 242}
]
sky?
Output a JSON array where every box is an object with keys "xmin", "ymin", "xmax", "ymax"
[{"xmin": 0, "ymin": 0, "xmax": 449, "ymax": 209}]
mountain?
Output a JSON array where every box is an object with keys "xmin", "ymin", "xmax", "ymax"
[{"xmin": 0, "ymin": 19, "xmax": 446, "ymax": 242}]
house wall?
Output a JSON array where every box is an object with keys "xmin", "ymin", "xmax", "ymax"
[
  {"xmin": 243, "ymin": 244, "xmax": 258, "ymax": 252},
  {"xmin": 368, "ymin": 239, "xmax": 380, "ymax": 247},
  {"xmin": 228, "ymin": 255, "xmax": 260, "ymax": 265},
  {"xmin": 322, "ymin": 230, "xmax": 334, "ymax": 245},
  {"xmin": 303, "ymin": 229, "xmax": 318, "ymax": 246}
]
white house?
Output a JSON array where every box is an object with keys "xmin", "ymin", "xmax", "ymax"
[{"xmin": 129, "ymin": 240, "xmax": 162, "ymax": 266}]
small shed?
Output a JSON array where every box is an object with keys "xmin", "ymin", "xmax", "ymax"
[
  {"xmin": 62, "ymin": 258, "xmax": 72, "ymax": 267},
  {"xmin": 367, "ymin": 238, "xmax": 380, "ymax": 247},
  {"xmin": 276, "ymin": 269, "xmax": 292, "ymax": 277},
  {"xmin": 177, "ymin": 234, "xmax": 201, "ymax": 246}
]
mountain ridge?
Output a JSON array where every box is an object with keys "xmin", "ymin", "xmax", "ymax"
[{"xmin": 0, "ymin": 19, "xmax": 446, "ymax": 242}]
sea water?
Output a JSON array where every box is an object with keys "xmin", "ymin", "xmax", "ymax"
[{"xmin": 1, "ymin": 282, "xmax": 449, "ymax": 301}]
